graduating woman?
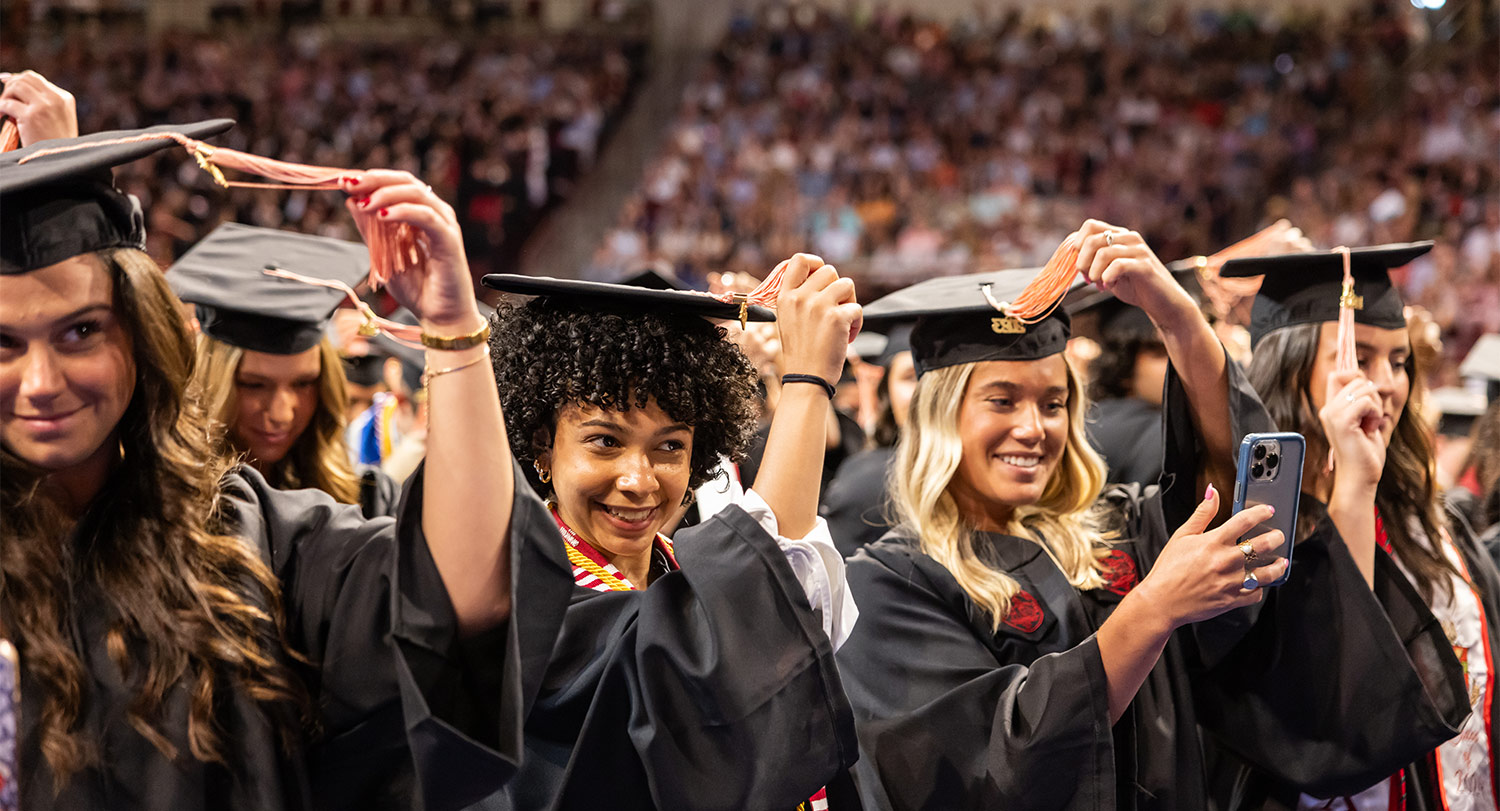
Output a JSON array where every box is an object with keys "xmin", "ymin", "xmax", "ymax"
[
  {"xmin": 169, "ymin": 223, "xmax": 401, "ymax": 518},
  {"xmin": 471, "ymin": 254, "xmax": 861, "ymax": 810},
  {"xmin": 0, "ymin": 124, "xmax": 562, "ymax": 810},
  {"xmin": 1209, "ymin": 244, "xmax": 1500, "ymax": 810},
  {"xmin": 834, "ymin": 221, "xmax": 1468, "ymax": 811}
]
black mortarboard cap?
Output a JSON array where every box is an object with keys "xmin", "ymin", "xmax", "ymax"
[
  {"xmin": 168, "ymin": 223, "xmax": 370, "ymax": 355},
  {"xmin": 862, "ymin": 268, "xmax": 1075, "ymax": 377},
  {"xmin": 0, "ymin": 120, "xmax": 235, "ymax": 274},
  {"xmin": 1219, "ymin": 242, "xmax": 1432, "ymax": 345},
  {"xmin": 620, "ymin": 266, "xmax": 691, "ymax": 291},
  {"xmin": 877, "ymin": 323, "xmax": 913, "ymax": 367},
  {"xmin": 1460, "ymin": 335, "xmax": 1500, "ymax": 384},
  {"xmin": 1429, "ymin": 386, "xmax": 1489, "ymax": 438},
  {"xmin": 481, "ymin": 274, "xmax": 776, "ymax": 323}
]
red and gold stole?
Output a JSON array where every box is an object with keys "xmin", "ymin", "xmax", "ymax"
[{"xmin": 551, "ymin": 508, "xmax": 677, "ymax": 592}]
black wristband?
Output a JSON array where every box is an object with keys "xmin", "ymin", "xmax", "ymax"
[{"xmin": 780, "ymin": 373, "xmax": 836, "ymax": 400}]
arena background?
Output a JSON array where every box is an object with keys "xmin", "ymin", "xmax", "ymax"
[{"xmin": 3, "ymin": 0, "xmax": 1494, "ymax": 384}]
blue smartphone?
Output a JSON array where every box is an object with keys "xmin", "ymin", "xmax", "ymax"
[{"xmin": 1231, "ymin": 432, "xmax": 1305, "ymax": 587}]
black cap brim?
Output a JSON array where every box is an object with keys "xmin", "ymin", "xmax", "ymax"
[{"xmin": 481, "ymin": 274, "xmax": 775, "ymax": 323}]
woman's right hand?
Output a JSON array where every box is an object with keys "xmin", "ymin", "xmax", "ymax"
[
  {"xmin": 772, "ymin": 253, "xmax": 863, "ymax": 384},
  {"xmin": 1319, "ymin": 369, "xmax": 1386, "ymax": 494},
  {"xmin": 0, "ymin": 70, "xmax": 78, "ymax": 145},
  {"xmin": 1134, "ymin": 485, "xmax": 1287, "ymax": 628}
]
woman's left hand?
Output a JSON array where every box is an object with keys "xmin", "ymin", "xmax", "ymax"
[
  {"xmin": 0, "ymin": 70, "xmax": 78, "ymax": 145},
  {"xmin": 343, "ymin": 171, "xmax": 481, "ymax": 330},
  {"xmin": 1072, "ymin": 219, "xmax": 1196, "ymax": 325}
]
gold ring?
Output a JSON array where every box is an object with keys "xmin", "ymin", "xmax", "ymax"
[
  {"xmin": 1243, "ymin": 571, "xmax": 1261, "ymax": 590},
  {"xmin": 1237, "ymin": 540, "xmax": 1257, "ymax": 562}
]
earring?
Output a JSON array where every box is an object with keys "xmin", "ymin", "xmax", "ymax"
[
  {"xmin": 533, "ymin": 459, "xmax": 552, "ymax": 484},
  {"xmin": 681, "ymin": 488, "xmax": 697, "ymax": 508}
]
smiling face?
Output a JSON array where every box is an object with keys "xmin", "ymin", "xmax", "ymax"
[
  {"xmin": 0, "ymin": 254, "xmax": 136, "ymax": 478},
  {"xmin": 1307, "ymin": 321, "xmax": 1411, "ymax": 447},
  {"xmin": 543, "ymin": 398, "xmax": 694, "ymax": 563},
  {"xmin": 230, "ymin": 345, "xmax": 322, "ymax": 468},
  {"xmin": 947, "ymin": 356, "xmax": 1071, "ymax": 531}
]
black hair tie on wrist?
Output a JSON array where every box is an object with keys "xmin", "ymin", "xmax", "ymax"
[{"xmin": 780, "ymin": 373, "xmax": 836, "ymax": 400}]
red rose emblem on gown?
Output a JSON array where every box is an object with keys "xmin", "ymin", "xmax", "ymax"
[
  {"xmin": 1100, "ymin": 549, "xmax": 1140, "ymax": 596},
  {"xmin": 1003, "ymin": 590, "xmax": 1045, "ymax": 633}
]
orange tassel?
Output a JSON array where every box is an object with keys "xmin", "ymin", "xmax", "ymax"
[
  {"xmin": 18, "ymin": 131, "xmax": 426, "ymax": 288},
  {"xmin": 0, "ymin": 119, "xmax": 21, "ymax": 152}
]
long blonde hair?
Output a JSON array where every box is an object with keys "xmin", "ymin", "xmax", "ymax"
[
  {"xmin": 889, "ymin": 356, "xmax": 1110, "ymax": 631},
  {"xmin": 190, "ymin": 334, "xmax": 361, "ymax": 504}
]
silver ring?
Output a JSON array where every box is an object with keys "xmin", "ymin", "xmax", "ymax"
[
  {"xmin": 1105, "ymin": 231, "xmax": 1116, "ymax": 247},
  {"xmin": 1242, "ymin": 571, "xmax": 1260, "ymax": 591},
  {"xmin": 1346, "ymin": 391, "xmax": 1357, "ymax": 402}
]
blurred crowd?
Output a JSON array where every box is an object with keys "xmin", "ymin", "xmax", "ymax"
[
  {"xmin": 588, "ymin": 1, "xmax": 1498, "ymax": 382},
  {"xmin": 1, "ymin": 24, "xmax": 647, "ymax": 276}
]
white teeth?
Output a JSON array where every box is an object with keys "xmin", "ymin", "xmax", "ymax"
[
  {"xmin": 1000, "ymin": 455, "xmax": 1040, "ymax": 468},
  {"xmin": 603, "ymin": 505, "xmax": 653, "ymax": 521}
]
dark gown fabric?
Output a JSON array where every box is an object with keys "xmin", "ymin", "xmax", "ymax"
[
  {"xmin": 359, "ymin": 465, "xmax": 403, "ymax": 519},
  {"xmin": 18, "ymin": 461, "xmax": 569, "ymax": 811},
  {"xmin": 469, "ymin": 502, "xmax": 860, "ymax": 811},
  {"xmin": 741, "ymin": 409, "xmax": 866, "ymax": 496},
  {"xmin": 1086, "ymin": 396, "xmax": 1164, "ymax": 488},
  {"xmin": 835, "ymin": 355, "xmax": 1469, "ymax": 811},
  {"xmin": 820, "ymin": 446, "xmax": 896, "ymax": 558},
  {"xmin": 1204, "ymin": 503, "xmax": 1500, "ymax": 810}
]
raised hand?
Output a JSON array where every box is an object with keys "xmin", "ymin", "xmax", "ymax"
[
  {"xmin": 1319, "ymin": 369, "xmax": 1386, "ymax": 493},
  {"xmin": 1072, "ymin": 218, "xmax": 1197, "ymax": 324},
  {"xmin": 1135, "ymin": 484, "xmax": 1287, "ymax": 628},
  {"xmin": 772, "ymin": 253, "xmax": 863, "ymax": 386},
  {"xmin": 0, "ymin": 70, "xmax": 78, "ymax": 145},
  {"xmin": 342, "ymin": 171, "xmax": 480, "ymax": 332}
]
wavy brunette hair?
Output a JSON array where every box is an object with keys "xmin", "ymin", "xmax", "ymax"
[
  {"xmin": 888, "ymin": 356, "xmax": 1112, "ymax": 631},
  {"xmin": 488, "ymin": 298, "xmax": 761, "ymax": 497},
  {"xmin": 191, "ymin": 334, "xmax": 361, "ymax": 505},
  {"xmin": 0, "ymin": 249, "xmax": 306, "ymax": 788},
  {"xmin": 1245, "ymin": 323, "xmax": 1459, "ymax": 603}
]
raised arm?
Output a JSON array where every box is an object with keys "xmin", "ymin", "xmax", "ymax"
[
  {"xmin": 752, "ymin": 253, "xmax": 862, "ymax": 538},
  {"xmin": 346, "ymin": 171, "xmax": 512, "ymax": 634},
  {"xmin": 1073, "ymin": 220, "xmax": 1235, "ymax": 500}
]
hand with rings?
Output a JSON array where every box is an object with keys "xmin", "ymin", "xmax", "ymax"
[
  {"xmin": 1071, "ymin": 219, "xmax": 1196, "ymax": 323},
  {"xmin": 1129, "ymin": 483, "xmax": 1288, "ymax": 629},
  {"xmin": 1318, "ymin": 369, "xmax": 1387, "ymax": 491}
]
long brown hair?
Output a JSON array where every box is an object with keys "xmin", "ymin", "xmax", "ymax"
[
  {"xmin": 191, "ymin": 334, "xmax": 361, "ymax": 504},
  {"xmin": 0, "ymin": 248, "xmax": 307, "ymax": 788},
  {"xmin": 1245, "ymin": 323, "xmax": 1458, "ymax": 603}
]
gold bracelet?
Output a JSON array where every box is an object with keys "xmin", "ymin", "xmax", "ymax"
[
  {"xmin": 422, "ymin": 346, "xmax": 490, "ymax": 385},
  {"xmin": 420, "ymin": 320, "xmax": 491, "ymax": 351}
]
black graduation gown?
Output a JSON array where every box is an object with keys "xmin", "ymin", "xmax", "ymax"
[
  {"xmin": 820, "ymin": 446, "xmax": 896, "ymax": 558},
  {"xmin": 1202, "ymin": 502, "xmax": 1500, "ymax": 810},
  {"xmin": 359, "ymin": 464, "xmax": 403, "ymax": 519},
  {"xmin": 1086, "ymin": 396, "xmax": 1164, "ymax": 487},
  {"xmin": 835, "ymin": 356, "xmax": 1469, "ymax": 811},
  {"xmin": 18, "ymin": 461, "xmax": 571, "ymax": 811},
  {"xmin": 468, "ymin": 502, "xmax": 860, "ymax": 811}
]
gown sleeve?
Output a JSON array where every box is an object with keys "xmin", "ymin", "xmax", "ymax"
[
  {"xmin": 503, "ymin": 502, "xmax": 859, "ymax": 810},
  {"xmin": 1141, "ymin": 353, "xmax": 1469, "ymax": 795},
  {"xmin": 835, "ymin": 545, "xmax": 1114, "ymax": 811},
  {"xmin": 226, "ymin": 461, "xmax": 574, "ymax": 811}
]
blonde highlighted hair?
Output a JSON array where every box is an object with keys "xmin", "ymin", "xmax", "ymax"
[
  {"xmin": 190, "ymin": 334, "xmax": 362, "ymax": 504},
  {"xmin": 888, "ymin": 356, "xmax": 1111, "ymax": 631}
]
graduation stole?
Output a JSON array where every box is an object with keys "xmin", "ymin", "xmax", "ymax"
[{"xmin": 550, "ymin": 508, "xmax": 677, "ymax": 592}]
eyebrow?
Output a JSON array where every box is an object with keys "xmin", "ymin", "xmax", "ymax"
[
  {"xmin": 57, "ymin": 303, "xmax": 112, "ymax": 323},
  {"xmin": 579, "ymin": 418, "xmax": 691, "ymax": 435},
  {"xmin": 1353, "ymin": 342, "xmax": 1409, "ymax": 355},
  {"xmin": 974, "ymin": 381, "xmax": 1068, "ymax": 397}
]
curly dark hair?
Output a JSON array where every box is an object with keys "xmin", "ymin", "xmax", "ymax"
[{"xmin": 489, "ymin": 298, "xmax": 762, "ymax": 496}]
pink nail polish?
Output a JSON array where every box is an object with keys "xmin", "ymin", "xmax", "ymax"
[
  {"xmin": 1267, "ymin": 506, "xmax": 1276, "ymax": 516},
  {"xmin": 1204, "ymin": 484, "xmax": 1215, "ymax": 500}
]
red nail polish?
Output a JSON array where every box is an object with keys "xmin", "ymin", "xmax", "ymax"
[
  {"xmin": 358, "ymin": 196, "xmax": 371, "ymax": 208},
  {"xmin": 378, "ymin": 208, "xmax": 389, "ymax": 217}
]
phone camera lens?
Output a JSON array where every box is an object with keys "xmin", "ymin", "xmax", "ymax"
[
  {"xmin": 1251, "ymin": 462, "xmax": 1264, "ymax": 478},
  {"xmin": 1254, "ymin": 444, "xmax": 1267, "ymax": 460},
  {"xmin": 1266, "ymin": 452, "xmax": 1279, "ymax": 469}
]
